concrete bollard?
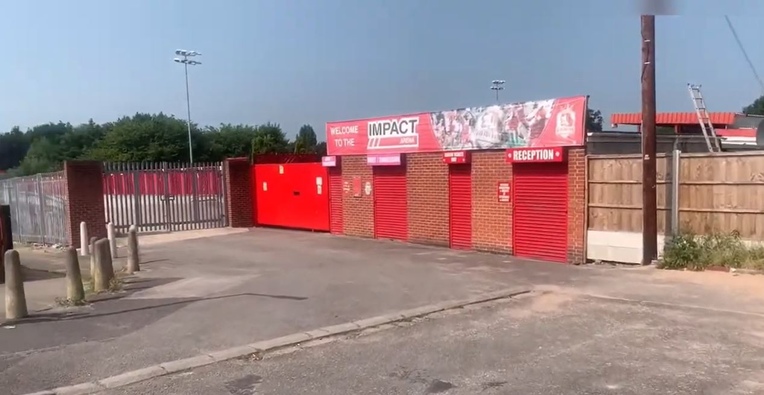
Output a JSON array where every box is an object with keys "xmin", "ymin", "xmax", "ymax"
[
  {"xmin": 106, "ymin": 222, "xmax": 117, "ymax": 259},
  {"xmin": 126, "ymin": 229, "xmax": 140, "ymax": 274},
  {"xmin": 93, "ymin": 239, "xmax": 114, "ymax": 292},
  {"xmin": 79, "ymin": 221, "xmax": 89, "ymax": 256},
  {"xmin": 102, "ymin": 239, "xmax": 115, "ymax": 282},
  {"xmin": 4, "ymin": 250, "xmax": 28, "ymax": 319},
  {"xmin": 65, "ymin": 247, "xmax": 85, "ymax": 303},
  {"xmin": 89, "ymin": 236, "xmax": 97, "ymax": 279}
]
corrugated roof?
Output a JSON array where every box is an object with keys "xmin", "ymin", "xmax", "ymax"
[{"xmin": 611, "ymin": 112, "xmax": 738, "ymax": 126}]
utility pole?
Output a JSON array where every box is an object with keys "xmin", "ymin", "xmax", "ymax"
[
  {"xmin": 641, "ymin": 15, "xmax": 657, "ymax": 265},
  {"xmin": 490, "ymin": 80, "xmax": 505, "ymax": 103},
  {"xmin": 174, "ymin": 49, "xmax": 202, "ymax": 164}
]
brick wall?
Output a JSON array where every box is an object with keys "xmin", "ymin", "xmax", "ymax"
[
  {"xmin": 406, "ymin": 153, "xmax": 449, "ymax": 246},
  {"xmin": 341, "ymin": 156, "xmax": 374, "ymax": 237},
  {"xmin": 567, "ymin": 148, "xmax": 586, "ymax": 264},
  {"xmin": 328, "ymin": 165, "xmax": 344, "ymax": 234},
  {"xmin": 64, "ymin": 161, "xmax": 107, "ymax": 248},
  {"xmin": 471, "ymin": 151, "xmax": 512, "ymax": 253},
  {"xmin": 224, "ymin": 158, "xmax": 254, "ymax": 228}
]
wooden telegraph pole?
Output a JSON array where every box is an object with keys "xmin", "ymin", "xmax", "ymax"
[{"xmin": 641, "ymin": 15, "xmax": 658, "ymax": 265}]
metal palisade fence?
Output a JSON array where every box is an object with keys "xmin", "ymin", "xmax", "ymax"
[
  {"xmin": 103, "ymin": 162, "xmax": 228, "ymax": 234},
  {"xmin": 0, "ymin": 172, "xmax": 69, "ymax": 245}
]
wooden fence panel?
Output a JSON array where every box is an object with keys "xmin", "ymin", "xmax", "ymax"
[
  {"xmin": 587, "ymin": 151, "xmax": 764, "ymax": 239},
  {"xmin": 677, "ymin": 153, "xmax": 764, "ymax": 238},
  {"xmin": 587, "ymin": 154, "xmax": 670, "ymax": 233}
]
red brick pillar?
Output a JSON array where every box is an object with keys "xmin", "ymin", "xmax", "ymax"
[
  {"xmin": 224, "ymin": 158, "xmax": 254, "ymax": 228},
  {"xmin": 567, "ymin": 148, "xmax": 586, "ymax": 264},
  {"xmin": 64, "ymin": 161, "xmax": 107, "ymax": 248}
]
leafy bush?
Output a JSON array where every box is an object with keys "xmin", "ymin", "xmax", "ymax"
[{"xmin": 659, "ymin": 231, "xmax": 764, "ymax": 271}]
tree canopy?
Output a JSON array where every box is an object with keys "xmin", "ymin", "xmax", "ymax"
[
  {"xmin": 0, "ymin": 113, "xmax": 326, "ymax": 177},
  {"xmin": 586, "ymin": 109, "xmax": 603, "ymax": 132},
  {"xmin": 743, "ymin": 95, "xmax": 764, "ymax": 115}
]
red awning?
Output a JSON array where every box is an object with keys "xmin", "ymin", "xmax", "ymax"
[
  {"xmin": 611, "ymin": 112, "xmax": 737, "ymax": 126},
  {"xmin": 716, "ymin": 128, "xmax": 755, "ymax": 138}
]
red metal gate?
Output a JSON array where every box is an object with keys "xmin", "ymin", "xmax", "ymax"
[
  {"xmin": 512, "ymin": 163, "xmax": 568, "ymax": 262},
  {"xmin": 252, "ymin": 162, "xmax": 330, "ymax": 231},
  {"xmin": 448, "ymin": 165, "xmax": 472, "ymax": 249},
  {"xmin": 328, "ymin": 166, "xmax": 344, "ymax": 234},
  {"xmin": 373, "ymin": 166, "xmax": 408, "ymax": 241}
]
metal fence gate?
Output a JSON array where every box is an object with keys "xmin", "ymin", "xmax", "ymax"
[
  {"xmin": 103, "ymin": 162, "xmax": 227, "ymax": 234},
  {"xmin": 0, "ymin": 172, "xmax": 69, "ymax": 245}
]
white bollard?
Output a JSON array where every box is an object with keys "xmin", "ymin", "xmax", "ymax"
[
  {"xmin": 106, "ymin": 222, "xmax": 117, "ymax": 259},
  {"xmin": 79, "ymin": 221, "xmax": 89, "ymax": 256}
]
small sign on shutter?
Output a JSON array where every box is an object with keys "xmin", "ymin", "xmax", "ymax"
[
  {"xmin": 367, "ymin": 154, "xmax": 401, "ymax": 166},
  {"xmin": 498, "ymin": 182, "xmax": 510, "ymax": 203},
  {"xmin": 321, "ymin": 156, "xmax": 337, "ymax": 167},
  {"xmin": 443, "ymin": 151, "xmax": 470, "ymax": 164}
]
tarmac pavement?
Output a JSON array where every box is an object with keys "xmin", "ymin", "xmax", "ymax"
[
  {"xmin": 105, "ymin": 290, "xmax": 764, "ymax": 395},
  {"xmin": 4, "ymin": 228, "xmax": 764, "ymax": 394}
]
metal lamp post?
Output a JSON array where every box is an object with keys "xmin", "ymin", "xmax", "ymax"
[
  {"xmin": 173, "ymin": 49, "xmax": 202, "ymax": 164},
  {"xmin": 490, "ymin": 80, "xmax": 505, "ymax": 103}
]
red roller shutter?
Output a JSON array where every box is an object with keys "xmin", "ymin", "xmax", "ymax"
[
  {"xmin": 373, "ymin": 166, "xmax": 408, "ymax": 241},
  {"xmin": 328, "ymin": 167, "xmax": 343, "ymax": 234},
  {"xmin": 512, "ymin": 163, "xmax": 568, "ymax": 263},
  {"xmin": 448, "ymin": 165, "xmax": 472, "ymax": 249}
]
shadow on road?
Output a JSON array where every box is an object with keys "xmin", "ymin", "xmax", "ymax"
[
  {"xmin": 20, "ymin": 267, "xmax": 65, "ymax": 282},
  {"xmin": 5, "ymin": 290, "xmax": 309, "ymax": 326}
]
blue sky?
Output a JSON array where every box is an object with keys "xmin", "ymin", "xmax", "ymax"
[{"xmin": 1, "ymin": 0, "xmax": 762, "ymax": 139}]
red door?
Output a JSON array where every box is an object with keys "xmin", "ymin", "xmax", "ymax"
[
  {"xmin": 512, "ymin": 162, "xmax": 568, "ymax": 263},
  {"xmin": 252, "ymin": 163, "xmax": 330, "ymax": 231},
  {"xmin": 448, "ymin": 165, "xmax": 472, "ymax": 249},
  {"xmin": 328, "ymin": 166, "xmax": 344, "ymax": 234},
  {"xmin": 373, "ymin": 166, "xmax": 408, "ymax": 241}
]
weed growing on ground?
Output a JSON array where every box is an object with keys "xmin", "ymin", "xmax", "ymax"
[
  {"xmin": 54, "ymin": 297, "xmax": 88, "ymax": 307},
  {"xmin": 660, "ymin": 231, "xmax": 764, "ymax": 271},
  {"xmin": 108, "ymin": 276, "xmax": 123, "ymax": 292}
]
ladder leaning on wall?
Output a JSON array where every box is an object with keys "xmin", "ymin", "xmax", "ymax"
[{"xmin": 688, "ymin": 83, "xmax": 722, "ymax": 152}]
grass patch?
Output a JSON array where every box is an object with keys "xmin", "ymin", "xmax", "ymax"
[{"xmin": 660, "ymin": 231, "xmax": 764, "ymax": 271}]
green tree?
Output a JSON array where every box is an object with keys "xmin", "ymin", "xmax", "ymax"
[
  {"xmin": 26, "ymin": 121, "xmax": 73, "ymax": 143},
  {"xmin": 743, "ymin": 95, "xmax": 764, "ymax": 115},
  {"xmin": 206, "ymin": 123, "xmax": 259, "ymax": 159},
  {"xmin": 85, "ymin": 113, "xmax": 200, "ymax": 162},
  {"xmin": 0, "ymin": 126, "xmax": 30, "ymax": 170},
  {"xmin": 586, "ymin": 109, "xmax": 603, "ymax": 132},
  {"xmin": 293, "ymin": 124, "xmax": 318, "ymax": 153},
  {"xmin": 17, "ymin": 137, "xmax": 63, "ymax": 175},
  {"xmin": 58, "ymin": 119, "xmax": 106, "ymax": 160},
  {"xmin": 250, "ymin": 123, "xmax": 289, "ymax": 155},
  {"xmin": 315, "ymin": 141, "xmax": 327, "ymax": 156}
]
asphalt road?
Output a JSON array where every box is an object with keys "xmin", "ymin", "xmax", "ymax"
[{"xmin": 106, "ymin": 291, "xmax": 764, "ymax": 395}]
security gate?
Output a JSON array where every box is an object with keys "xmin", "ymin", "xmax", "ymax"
[{"xmin": 103, "ymin": 162, "xmax": 227, "ymax": 234}]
